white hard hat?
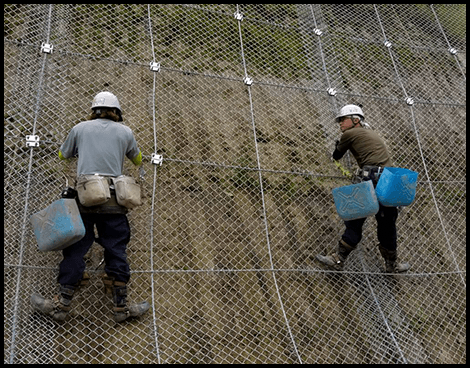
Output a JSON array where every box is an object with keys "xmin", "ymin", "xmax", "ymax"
[
  {"xmin": 335, "ymin": 104, "xmax": 365, "ymax": 122},
  {"xmin": 92, "ymin": 91, "xmax": 121, "ymax": 112}
]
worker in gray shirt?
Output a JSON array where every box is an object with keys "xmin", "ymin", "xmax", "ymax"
[
  {"xmin": 58, "ymin": 106, "xmax": 142, "ymax": 177},
  {"xmin": 31, "ymin": 92, "xmax": 150, "ymax": 323}
]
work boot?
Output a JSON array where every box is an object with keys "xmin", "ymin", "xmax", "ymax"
[
  {"xmin": 31, "ymin": 285, "xmax": 76, "ymax": 323},
  {"xmin": 378, "ymin": 245, "xmax": 410, "ymax": 273},
  {"xmin": 103, "ymin": 275, "xmax": 150, "ymax": 323},
  {"xmin": 316, "ymin": 240, "xmax": 355, "ymax": 271}
]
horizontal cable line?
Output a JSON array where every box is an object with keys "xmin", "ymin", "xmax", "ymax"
[
  {"xmin": 2, "ymin": 139, "xmax": 466, "ymax": 184},
  {"xmin": 4, "ymin": 263, "xmax": 466, "ymax": 277},
  {"xmin": 4, "ymin": 38, "xmax": 465, "ymax": 108}
]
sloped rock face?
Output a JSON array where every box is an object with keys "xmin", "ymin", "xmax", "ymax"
[{"xmin": 4, "ymin": 4, "xmax": 466, "ymax": 364}]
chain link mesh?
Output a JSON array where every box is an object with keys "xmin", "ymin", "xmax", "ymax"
[{"xmin": 4, "ymin": 4, "xmax": 466, "ymax": 364}]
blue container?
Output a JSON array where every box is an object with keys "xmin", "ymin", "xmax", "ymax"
[
  {"xmin": 332, "ymin": 180, "xmax": 379, "ymax": 221},
  {"xmin": 30, "ymin": 198, "xmax": 86, "ymax": 252},
  {"xmin": 376, "ymin": 167, "xmax": 418, "ymax": 207}
]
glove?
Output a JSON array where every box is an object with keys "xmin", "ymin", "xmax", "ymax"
[
  {"xmin": 139, "ymin": 166, "xmax": 146, "ymax": 180},
  {"xmin": 61, "ymin": 187, "xmax": 77, "ymax": 199},
  {"xmin": 332, "ymin": 140, "xmax": 343, "ymax": 161}
]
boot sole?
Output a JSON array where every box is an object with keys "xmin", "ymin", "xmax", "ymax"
[
  {"xmin": 30, "ymin": 293, "xmax": 54, "ymax": 314},
  {"xmin": 30, "ymin": 293, "xmax": 68, "ymax": 322},
  {"xmin": 315, "ymin": 255, "xmax": 343, "ymax": 271},
  {"xmin": 114, "ymin": 301, "xmax": 151, "ymax": 323}
]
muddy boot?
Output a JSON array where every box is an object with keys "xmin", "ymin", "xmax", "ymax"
[
  {"xmin": 379, "ymin": 245, "xmax": 410, "ymax": 273},
  {"xmin": 316, "ymin": 240, "xmax": 355, "ymax": 271},
  {"xmin": 103, "ymin": 275, "xmax": 150, "ymax": 323},
  {"xmin": 112, "ymin": 281, "xmax": 150, "ymax": 323},
  {"xmin": 31, "ymin": 285, "xmax": 76, "ymax": 323}
]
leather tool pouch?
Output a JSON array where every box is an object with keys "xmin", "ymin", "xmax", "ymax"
[
  {"xmin": 112, "ymin": 175, "xmax": 142, "ymax": 209},
  {"xmin": 77, "ymin": 174, "xmax": 111, "ymax": 207}
]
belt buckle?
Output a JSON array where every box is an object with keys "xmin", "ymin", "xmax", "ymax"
[{"xmin": 376, "ymin": 167, "xmax": 382, "ymax": 179}]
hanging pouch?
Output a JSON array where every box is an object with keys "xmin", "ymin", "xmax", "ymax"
[
  {"xmin": 77, "ymin": 174, "xmax": 111, "ymax": 207},
  {"xmin": 112, "ymin": 175, "xmax": 142, "ymax": 209}
]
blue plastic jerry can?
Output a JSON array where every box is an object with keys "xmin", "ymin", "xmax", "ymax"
[
  {"xmin": 30, "ymin": 198, "xmax": 86, "ymax": 252},
  {"xmin": 376, "ymin": 167, "xmax": 418, "ymax": 207},
  {"xmin": 332, "ymin": 180, "xmax": 379, "ymax": 221}
]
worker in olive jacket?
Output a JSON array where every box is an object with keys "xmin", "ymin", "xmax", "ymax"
[{"xmin": 316, "ymin": 104, "xmax": 410, "ymax": 273}]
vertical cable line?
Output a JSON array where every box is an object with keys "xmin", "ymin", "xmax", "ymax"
[
  {"xmin": 309, "ymin": 4, "xmax": 407, "ymax": 362},
  {"xmin": 371, "ymin": 6, "xmax": 433, "ymax": 362},
  {"xmin": 9, "ymin": 4, "xmax": 54, "ymax": 364},
  {"xmin": 147, "ymin": 4, "xmax": 161, "ymax": 364},
  {"xmin": 375, "ymin": 5, "xmax": 465, "ymax": 288},
  {"xmin": 430, "ymin": 4, "xmax": 466, "ymax": 81},
  {"xmin": 307, "ymin": 5, "xmax": 352, "ymax": 170},
  {"xmin": 360, "ymin": 254, "xmax": 408, "ymax": 363},
  {"xmin": 235, "ymin": 5, "xmax": 302, "ymax": 364},
  {"xmin": 375, "ymin": 6, "xmax": 409, "ymax": 100},
  {"xmin": 310, "ymin": 4, "xmax": 407, "ymax": 362},
  {"xmin": 308, "ymin": 5, "xmax": 332, "ymax": 96}
]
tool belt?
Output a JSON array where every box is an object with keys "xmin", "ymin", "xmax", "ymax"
[
  {"xmin": 77, "ymin": 189, "xmax": 128, "ymax": 214},
  {"xmin": 355, "ymin": 165, "xmax": 383, "ymax": 186},
  {"xmin": 77, "ymin": 175, "xmax": 111, "ymax": 207},
  {"xmin": 76, "ymin": 174, "xmax": 141, "ymax": 214},
  {"xmin": 112, "ymin": 175, "xmax": 142, "ymax": 209}
]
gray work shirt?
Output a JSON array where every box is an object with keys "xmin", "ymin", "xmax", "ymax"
[{"xmin": 59, "ymin": 119, "xmax": 141, "ymax": 176}]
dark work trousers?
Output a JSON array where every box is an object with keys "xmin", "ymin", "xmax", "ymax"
[
  {"xmin": 342, "ymin": 203, "xmax": 398, "ymax": 251},
  {"xmin": 57, "ymin": 213, "xmax": 131, "ymax": 286}
]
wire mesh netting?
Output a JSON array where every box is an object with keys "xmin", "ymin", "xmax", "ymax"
[{"xmin": 4, "ymin": 4, "xmax": 466, "ymax": 364}]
